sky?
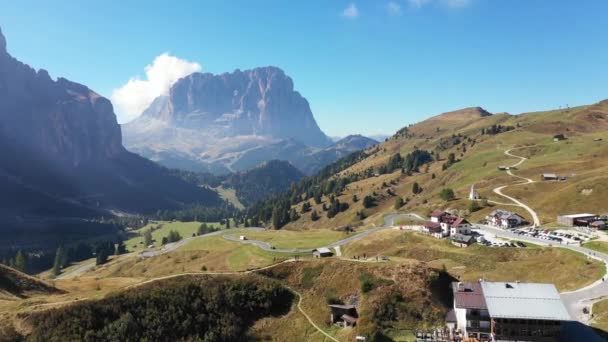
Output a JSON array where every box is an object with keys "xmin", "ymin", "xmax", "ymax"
[{"xmin": 1, "ymin": 1, "xmax": 608, "ymax": 137}]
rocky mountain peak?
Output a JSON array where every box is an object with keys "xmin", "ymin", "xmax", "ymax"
[{"xmin": 130, "ymin": 66, "xmax": 331, "ymax": 148}]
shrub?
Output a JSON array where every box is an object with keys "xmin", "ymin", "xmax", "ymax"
[{"xmin": 439, "ymin": 188, "xmax": 455, "ymax": 201}]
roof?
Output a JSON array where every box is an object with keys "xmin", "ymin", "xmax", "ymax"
[
  {"xmin": 489, "ymin": 209, "xmax": 524, "ymax": 220},
  {"xmin": 480, "ymin": 281, "xmax": 571, "ymax": 321},
  {"xmin": 452, "ymin": 282, "xmax": 487, "ymax": 309},
  {"xmin": 452, "ymin": 217, "xmax": 469, "ymax": 226},
  {"xmin": 542, "ymin": 173, "xmax": 558, "ymax": 178},
  {"xmin": 445, "ymin": 309, "xmax": 457, "ymax": 322},
  {"xmin": 341, "ymin": 314, "xmax": 358, "ymax": 323},
  {"xmin": 451, "ymin": 234, "xmax": 474, "ymax": 243},
  {"xmin": 590, "ymin": 221, "xmax": 606, "ymax": 226},
  {"xmin": 314, "ymin": 247, "xmax": 332, "ymax": 254},
  {"xmin": 328, "ymin": 304, "xmax": 356, "ymax": 310},
  {"xmin": 424, "ymin": 222, "xmax": 442, "ymax": 231},
  {"xmin": 559, "ymin": 213, "xmax": 597, "ymax": 219},
  {"xmin": 430, "ymin": 210, "xmax": 447, "ymax": 218}
]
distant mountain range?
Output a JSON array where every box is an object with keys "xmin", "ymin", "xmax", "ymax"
[
  {"xmin": 122, "ymin": 67, "xmax": 378, "ymax": 175},
  {"xmin": 0, "ymin": 26, "xmax": 221, "ymax": 220}
]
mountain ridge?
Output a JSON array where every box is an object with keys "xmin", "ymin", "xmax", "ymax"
[
  {"xmin": 0, "ymin": 26, "xmax": 221, "ymax": 220},
  {"xmin": 123, "ymin": 67, "xmax": 375, "ymax": 175}
]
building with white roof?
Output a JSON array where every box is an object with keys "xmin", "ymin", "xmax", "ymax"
[
  {"xmin": 449, "ymin": 281, "xmax": 571, "ymax": 342},
  {"xmin": 312, "ymin": 247, "xmax": 333, "ymax": 258}
]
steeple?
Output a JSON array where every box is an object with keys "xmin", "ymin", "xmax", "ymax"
[{"xmin": 469, "ymin": 184, "xmax": 480, "ymax": 200}]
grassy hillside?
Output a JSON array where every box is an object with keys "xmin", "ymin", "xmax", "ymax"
[
  {"xmin": 264, "ymin": 101, "xmax": 608, "ymax": 230},
  {"xmin": 343, "ymin": 230, "xmax": 602, "ymax": 292},
  {"xmin": 253, "ymin": 259, "xmax": 450, "ymax": 341},
  {"xmin": 0, "ymin": 264, "xmax": 62, "ymax": 300}
]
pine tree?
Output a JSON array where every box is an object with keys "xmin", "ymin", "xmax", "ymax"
[
  {"xmin": 52, "ymin": 247, "xmax": 65, "ymax": 277},
  {"xmin": 311, "ymin": 210, "xmax": 320, "ymax": 221},
  {"xmin": 115, "ymin": 241, "xmax": 127, "ymax": 255},
  {"xmin": 440, "ymin": 188, "xmax": 455, "ymax": 201},
  {"xmin": 96, "ymin": 249, "xmax": 108, "ymax": 266},
  {"xmin": 394, "ymin": 197, "xmax": 404, "ymax": 209},
  {"xmin": 143, "ymin": 229, "xmax": 152, "ymax": 247},
  {"xmin": 363, "ymin": 195, "xmax": 374, "ymax": 208},
  {"xmin": 14, "ymin": 250, "xmax": 26, "ymax": 273},
  {"xmin": 412, "ymin": 182, "xmax": 421, "ymax": 195}
]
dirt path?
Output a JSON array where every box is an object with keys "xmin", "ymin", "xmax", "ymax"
[
  {"xmin": 288, "ymin": 286, "xmax": 340, "ymax": 342},
  {"xmin": 491, "ymin": 148, "xmax": 541, "ymax": 226}
]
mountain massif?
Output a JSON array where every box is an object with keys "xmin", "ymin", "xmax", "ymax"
[
  {"xmin": 123, "ymin": 67, "xmax": 377, "ymax": 175},
  {"xmin": 0, "ymin": 26, "xmax": 221, "ymax": 221}
]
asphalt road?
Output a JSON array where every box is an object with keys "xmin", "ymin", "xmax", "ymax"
[{"xmin": 222, "ymin": 212, "xmax": 424, "ymax": 253}]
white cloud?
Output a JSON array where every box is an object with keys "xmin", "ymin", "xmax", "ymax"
[
  {"xmin": 386, "ymin": 1, "xmax": 402, "ymax": 16},
  {"xmin": 111, "ymin": 53, "xmax": 201, "ymax": 123},
  {"xmin": 341, "ymin": 3, "xmax": 359, "ymax": 19}
]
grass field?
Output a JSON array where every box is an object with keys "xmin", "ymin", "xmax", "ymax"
[
  {"xmin": 123, "ymin": 221, "xmax": 222, "ymax": 252},
  {"xmin": 343, "ymin": 230, "xmax": 603, "ymax": 292},
  {"xmin": 583, "ymin": 241, "xmax": 608, "ymax": 255},
  {"xmin": 222, "ymin": 229, "xmax": 348, "ymax": 249},
  {"xmin": 91, "ymin": 236, "xmax": 308, "ymax": 279}
]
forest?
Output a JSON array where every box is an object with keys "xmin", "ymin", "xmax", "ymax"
[{"xmin": 23, "ymin": 275, "xmax": 293, "ymax": 341}]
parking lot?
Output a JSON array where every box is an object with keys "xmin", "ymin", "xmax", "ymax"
[
  {"xmin": 508, "ymin": 227, "xmax": 592, "ymax": 245},
  {"xmin": 471, "ymin": 228, "xmax": 527, "ymax": 248}
]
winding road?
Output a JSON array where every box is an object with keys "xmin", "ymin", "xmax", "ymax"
[{"xmin": 222, "ymin": 213, "xmax": 424, "ymax": 253}]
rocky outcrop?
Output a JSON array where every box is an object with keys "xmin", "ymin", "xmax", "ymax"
[
  {"xmin": 0, "ymin": 26, "xmax": 220, "ymax": 218},
  {"xmin": 131, "ymin": 67, "xmax": 331, "ymax": 147}
]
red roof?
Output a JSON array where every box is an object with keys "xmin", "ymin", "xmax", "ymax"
[
  {"xmin": 452, "ymin": 282, "xmax": 487, "ymax": 309},
  {"xmin": 424, "ymin": 221, "xmax": 441, "ymax": 230}
]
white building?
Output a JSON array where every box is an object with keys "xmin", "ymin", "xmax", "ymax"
[
  {"xmin": 449, "ymin": 217, "xmax": 472, "ymax": 236},
  {"xmin": 449, "ymin": 281, "xmax": 571, "ymax": 342},
  {"xmin": 487, "ymin": 209, "xmax": 526, "ymax": 228},
  {"xmin": 469, "ymin": 184, "xmax": 481, "ymax": 200}
]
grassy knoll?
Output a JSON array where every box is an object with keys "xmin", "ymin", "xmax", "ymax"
[
  {"xmin": 92, "ymin": 236, "xmax": 306, "ymax": 279},
  {"xmin": 222, "ymin": 229, "xmax": 347, "ymax": 249},
  {"xmin": 123, "ymin": 221, "xmax": 222, "ymax": 252},
  {"xmin": 343, "ymin": 230, "xmax": 603, "ymax": 292},
  {"xmin": 252, "ymin": 259, "xmax": 447, "ymax": 341},
  {"xmin": 583, "ymin": 241, "xmax": 608, "ymax": 255}
]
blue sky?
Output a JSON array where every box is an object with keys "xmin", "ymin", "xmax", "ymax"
[{"xmin": 1, "ymin": 1, "xmax": 607, "ymax": 136}]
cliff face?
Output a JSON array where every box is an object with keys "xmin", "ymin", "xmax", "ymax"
[
  {"xmin": 122, "ymin": 67, "xmax": 350, "ymax": 174},
  {"xmin": 0, "ymin": 26, "xmax": 220, "ymax": 218},
  {"xmin": 0, "ymin": 29, "xmax": 123, "ymax": 166},
  {"xmin": 136, "ymin": 67, "xmax": 331, "ymax": 147}
]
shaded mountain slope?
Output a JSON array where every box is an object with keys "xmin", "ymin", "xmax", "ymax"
[{"xmin": 0, "ymin": 26, "xmax": 221, "ymax": 218}]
